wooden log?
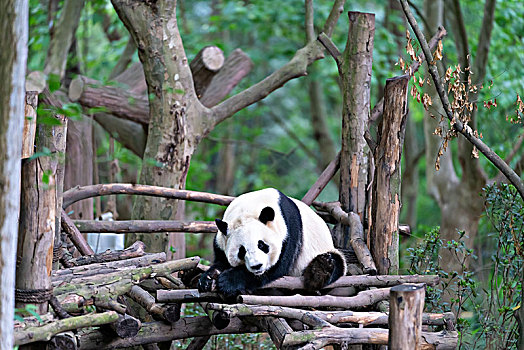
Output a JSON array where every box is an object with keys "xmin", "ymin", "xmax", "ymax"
[
  {"xmin": 21, "ymin": 91, "xmax": 38, "ymax": 158},
  {"xmin": 199, "ymin": 48, "xmax": 253, "ymax": 107},
  {"xmin": 16, "ymin": 103, "xmax": 67, "ymax": 313},
  {"xmin": 313, "ymin": 201, "xmax": 376, "ymax": 275},
  {"xmin": 72, "ymin": 220, "xmax": 218, "ymax": 234},
  {"xmin": 388, "ymin": 284, "xmax": 425, "ymax": 349},
  {"xmin": 157, "ymin": 289, "xmax": 219, "ymax": 303},
  {"xmin": 52, "ymin": 253, "xmax": 166, "ymax": 285},
  {"xmin": 190, "ymin": 46, "xmax": 225, "ymax": 98},
  {"xmin": 206, "ymin": 303, "xmax": 454, "ymax": 327},
  {"xmin": 371, "ymin": 75, "xmax": 409, "ymax": 275},
  {"xmin": 127, "ymin": 285, "xmax": 180, "ymax": 323},
  {"xmin": 263, "ymin": 274, "xmax": 439, "ymax": 289},
  {"xmin": 62, "ymin": 183, "xmax": 234, "ymax": 209},
  {"xmin": 107, "ymin": 313, "xmax": 141, "ymax": 338},
  {"xmin": 301, "ymin": 151, "xmax": 341, "ymax": 206},
  {"xmin": 239, "ymin": 288, "xmax": 391, "ymax": 309},
  {"xmin": 54, "ymin": 258, "xmax": 199, "ymax": 313},
  {"xmin": 49, "ymin": 332, "xmax": 77, "ymax": 350},
  {"xmin": 264, "ymin": 317, "xmax": 293, "ymax": 349},
  {"xmin": 185, "ymin": 336, "xmax": 211, "ymax": 350},
  {"xmin": 282, "ymin": 327, "xmax": 457, "ymax": 349},
  {"xmin": 76, "ymin": 317, "xmax": 260, "ymax": 349},
  {"xmin": 61, "ymin": 209, "xmax": 95, "ymax": 256},
  {"xmin": 65, "ymin": 240, "xmax": 146, "ymax": 267},
  {"xmin": 14, "ymin": 311, "xmax": 119, "ymax": 345},
  {"xmin": 69, "ymin": 75, "xmax": 150, "ymax": 125}
]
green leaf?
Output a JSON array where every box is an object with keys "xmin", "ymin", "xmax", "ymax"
[
  {"xmin": 28, "ymin": 147, "xmax": 52, "ymax": 160},
  {"xmin": 47, "ymin": 73, "xmax": 61, "ymax": 93},
  {"xmin": 37, "ymin": 114, "xmax": 63, "ymax": 126}
]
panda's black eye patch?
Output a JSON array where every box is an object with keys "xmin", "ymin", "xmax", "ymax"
[
  {"xmin": 258, "ymin": 240, "xmax": 269, "ymax": 254},
  {"xmin": 238, "ymin": 246, "xmax": 246, "ymax": 260}
]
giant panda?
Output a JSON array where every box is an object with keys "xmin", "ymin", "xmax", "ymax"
[{"xmin": 198, "ymin": 188, "xmax": 347, "ymax": 298}]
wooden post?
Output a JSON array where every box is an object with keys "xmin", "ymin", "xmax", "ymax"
[
  {"xmin": 388, "ymin": 284, "xmax": 425, "ymax": 349},
  {"xmin": 336, "ymin": 11, "xmax": 375, "ymax": 249},
  {"xmin": 16, "ymin": 92, "xmax": 67, "ymax": 314},
  {"xmin": 21, "ymin": 92, "xmax": 37, "ymax": 159},
  {"xmin": 370, "ymin": 75, "xmax": 409, "ymax": 274},
  {"xmin": 190, "ymin": 46, "xmax": 224, "ymax": 99}
]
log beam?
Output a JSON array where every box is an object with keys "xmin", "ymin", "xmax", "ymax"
[
  {"xmin": 72, "ymin": 220, "xmax": 217, "ymax": 234},
  {"xmin": 63, "ymin": 183, "xmax": 234, "ymax": 209}
]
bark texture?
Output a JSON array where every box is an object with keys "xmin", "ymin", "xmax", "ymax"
[
  {"xmin": 388, "ymin": 284, "xmax": 425, "ymax": 349},
  {"xmin": 17, "ymin": 102, "xmax": 67, "ymax": 314},
  {"xmin": 337, "ymin": 11, "xmax": 374, "ymax": 248},
  {"xmin": 0, "ymin": 0, "xmax": 27, "ymax": 347},
  {"xmin": 371, "ymin": 75, "xmax": 409, "ymax": 275}
]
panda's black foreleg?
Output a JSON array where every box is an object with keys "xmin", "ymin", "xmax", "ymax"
[
  {"xmin": 303, "ymin": 252, "xmax": 346, "ymax": 291},
  {"xmin": 198, "ymin": 239, "xmax": 231, "ymax": 293},
  {"xmin": 217, "ymin": 266, "xmax": 263, "ymax": 300}
]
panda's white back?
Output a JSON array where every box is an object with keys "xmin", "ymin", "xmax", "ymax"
[{"xmin": 290, "ymin": 197, "xmax": 339, "ymax": 276}]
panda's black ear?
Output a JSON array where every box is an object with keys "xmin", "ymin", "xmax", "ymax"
[
  {"xmin": 259, "ymin": 207, "xmax": 275, "ymax": 224},
  {"xmin": 215, "ymin": 219, "xmax": 228, "ymax": 235}
]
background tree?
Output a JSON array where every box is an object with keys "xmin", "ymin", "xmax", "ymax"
[{"xmin": 0, "ymin": 0, "xmax": 28, "ymax": 348}]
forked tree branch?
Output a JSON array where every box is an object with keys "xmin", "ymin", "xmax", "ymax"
[
  {"xmin": 398, "ymin": 0, "xmax": 524, "ymax": 199},
  {"xmin": 209, "ymin": 0, "xmax": 347, "ymax": 130}
]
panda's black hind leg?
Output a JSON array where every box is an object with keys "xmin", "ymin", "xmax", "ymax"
[{"xmin": 303, "ymin": 252, "xmax": 345, "ymax": 291}]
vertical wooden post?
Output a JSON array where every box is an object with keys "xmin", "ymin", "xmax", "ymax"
[
  {"xmin": 371, "ymin": 75, "xmax": 409, "ymax": 275},
  {"xmin": 337, "ymin": 11, "xmax": 375, "ymax": 248},
  {"xmin": 16, "ymin": 91, "xmax": 67, "ymax": 314},
  {"xmin": 388, "ymin": 283, "xmax": 425, "ymax": 349},
  {"xmin": 21, "ymin": 92, "xmax": 37, "ymax": 159}
]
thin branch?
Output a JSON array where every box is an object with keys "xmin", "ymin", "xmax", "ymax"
[
  {"xmin": 305, "ymin": 0, "xmax": 315, "ymax": 42},
  {"xmin": 301, "ymin": 151, "xmax": 341, "ymax": 205},
  {"xmin": 317, "ymin": 33, "xmax": 342, "ymax": 66},
  {"xmin": 322, "ymin": 0, "xmax": 346, "ymax": 37},
  {"xmin": 398, "ymin": 0, "xmax": 524, "ymax": 199}
]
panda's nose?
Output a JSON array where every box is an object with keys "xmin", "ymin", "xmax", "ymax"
[{"xmin": 251, "ymin": 264, "xmax": 262, "ymax": 270}]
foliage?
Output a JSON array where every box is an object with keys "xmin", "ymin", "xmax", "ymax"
[{"xmin": 407, "ymin": 183, "xmax": 523, "ymax": 349}]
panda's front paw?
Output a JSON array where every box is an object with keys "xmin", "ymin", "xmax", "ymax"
[
  {"xmin": 217, "ymin": 268, "xmax": 248, "ymax": 299},
  {"xmin": 198, "ymin": 269, "xmax": 219, "ymax": 292}
]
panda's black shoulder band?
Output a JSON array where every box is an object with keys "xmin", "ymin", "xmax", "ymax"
[{"xmin": 265, "ymin": 191, "xmax": 303, "ymax": 279}]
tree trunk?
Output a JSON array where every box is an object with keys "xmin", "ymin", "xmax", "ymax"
[
  {"xmin": 112, "ymin": 0, "xmax": 206, "ymax": 255},
  {"xmin": 0, "ymin": 1, "xmax": 28, "ymax": 348},
  {"xmin": 44, "ymin": 0, "xmax": 85, "ymax": 80},
  {"xmin": 371, "ymin": 75, "xmax": 409, "ymax": 275},
  {"xmin": 337, "ymin": 11, "xmax": 374, "ymax": 248},
  {"xmin": 17, "ymin": 106, "xmax": 67, "ymax": 314}
]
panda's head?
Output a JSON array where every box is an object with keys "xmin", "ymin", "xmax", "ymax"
[{"xmin": 215, "ymin": 203, "xmax": 287, "ymax": 276}]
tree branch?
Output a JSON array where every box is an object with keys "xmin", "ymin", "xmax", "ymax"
[
  {"xmin": 398, "ymin": 0, "xmax": 524, "ymax": 199},
  {"xmin": 305, "ymin": 0, "xmax": 315, "ymax": 42},
  {"xmin": 62, "ymin": 183, "xmax": 234, "ymax": 209},
  {"xmin": 209, "ymin": 0, "xmax": 347, "ymax": 130}
]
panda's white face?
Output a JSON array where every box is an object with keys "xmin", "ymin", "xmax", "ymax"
[
  {"xmin": 216, "ymin": 191, "xmax": 288, "ymax": 276},
  {"xmin": 224, "ymin": 219, "xmax": 281, "ymax": 275}
]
